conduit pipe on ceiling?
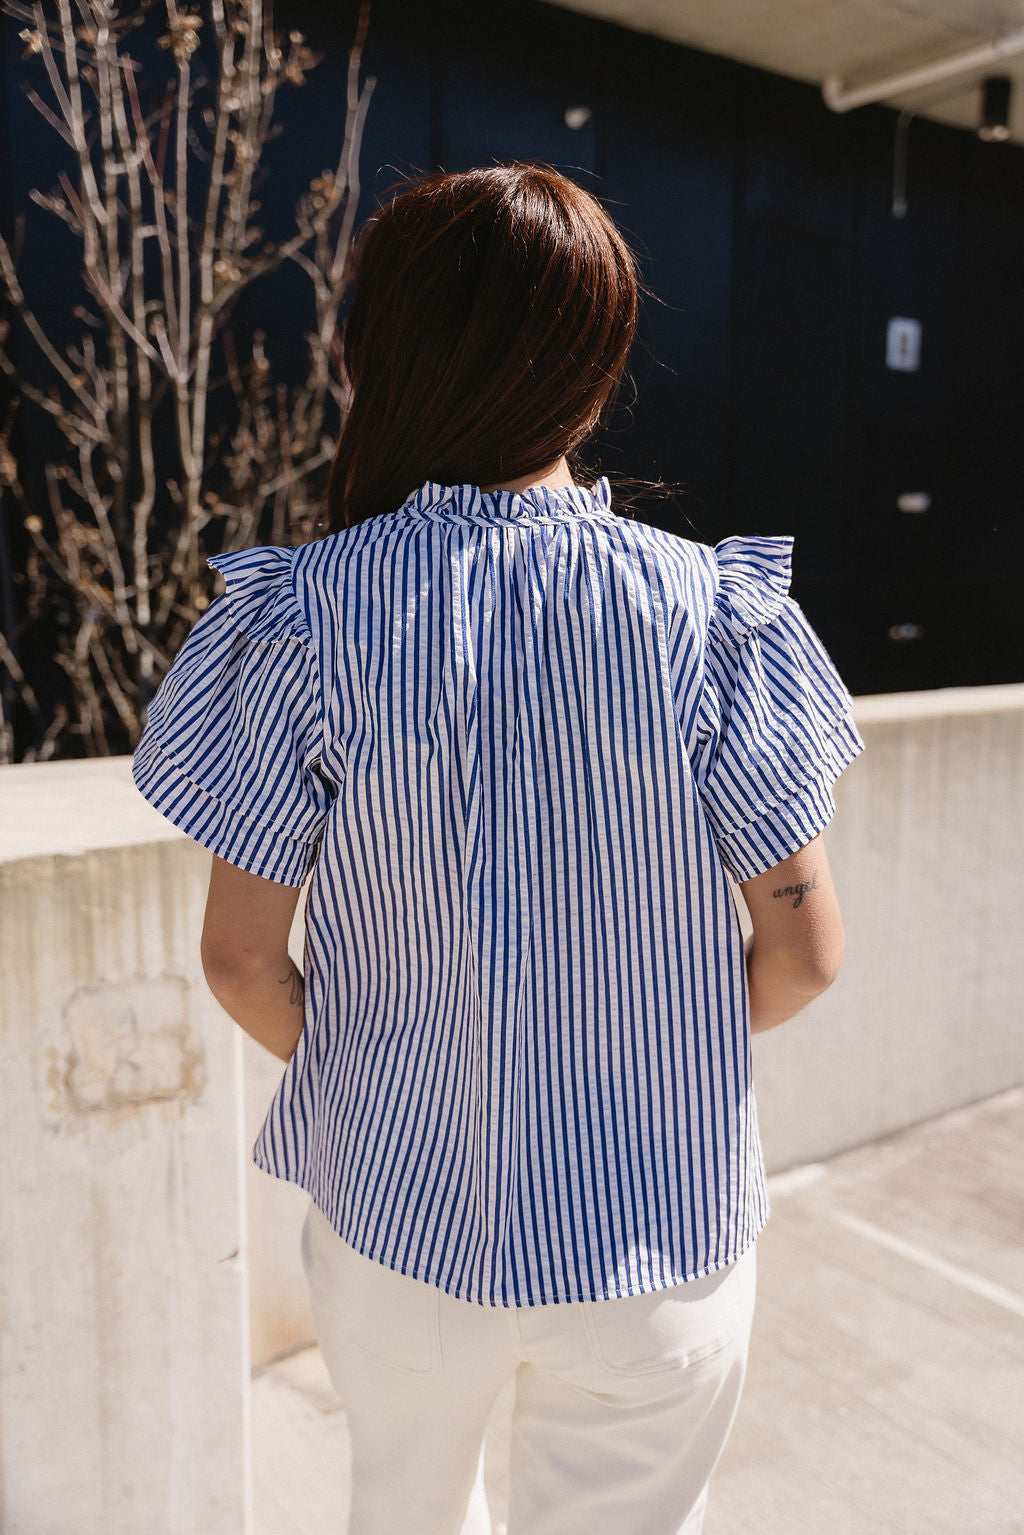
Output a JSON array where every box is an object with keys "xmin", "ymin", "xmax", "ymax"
[{"xmin": 822, "ymin": 25, "xmax": 1024, "ymax": 112}]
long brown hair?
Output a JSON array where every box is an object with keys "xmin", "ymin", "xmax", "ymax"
[{"xmin": 322, "ymin": 161, "xmax": 648, "ymax": 532}]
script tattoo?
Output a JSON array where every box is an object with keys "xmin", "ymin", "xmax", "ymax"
[
  {"xmin": 277, "ymin": 963, "xmax": 304, "ymax": 1007},
  {"xmin": 772, "ymin": 869, "xmax": 820, "ymax": 909}
]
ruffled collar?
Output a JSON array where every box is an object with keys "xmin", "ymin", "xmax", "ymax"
[{"xmin": 395, "ymin": 476, "xmax": 616, "ymax": 524}]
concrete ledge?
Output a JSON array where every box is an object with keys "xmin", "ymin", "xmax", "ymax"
[
  {"xmin": 851, "ymin": 681, "xmax": 1024, "ymax": 724},
  {"xmin": 0, "ymin": 755, "xmax": 181, "ymax": 861}
]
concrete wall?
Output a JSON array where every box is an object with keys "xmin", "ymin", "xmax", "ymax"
[
  {"xmin": 4, "ymin": 682, "xmax": 1024, "ymax": 1466},
  {"xmin": 0, "ymin": 761, "xmax": 253, "ymax": 1535},
  {"xmin": 243, "ymin": 1022, "xmax": 318, "ymax": 1368},
  {"xmin": 750, "ymin": 683, "xmax": 1024, "ymax": 1172}
]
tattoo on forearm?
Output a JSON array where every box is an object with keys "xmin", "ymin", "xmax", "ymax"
[
  {"xmin": 277, "ymin": 963, "xmax": 304, "ymax": 1007},
  {"xmin": 773, "ymin": 869, "xmax": 820, "ymax": 909}
]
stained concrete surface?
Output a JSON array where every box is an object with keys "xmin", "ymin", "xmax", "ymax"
[{"xmin": 251, "ymin": 1085, "xmax": 1024, "ymax": 1535}]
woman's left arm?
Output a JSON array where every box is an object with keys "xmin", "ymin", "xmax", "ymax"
[{"xmin": 200, "ymin": 854, "xmax": 307, "ymax": 1063}]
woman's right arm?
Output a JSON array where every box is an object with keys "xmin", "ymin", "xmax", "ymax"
[{"xmin": 738, "ymin": 832, "xmax": 846, "ymax": 1035}]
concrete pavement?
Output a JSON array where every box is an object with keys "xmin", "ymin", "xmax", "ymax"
[{"xmin": 251, "ymin": 1085, "xmax": 1024, "ymax": 1535}]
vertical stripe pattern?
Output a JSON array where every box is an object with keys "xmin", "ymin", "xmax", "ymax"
[{"xmin": 132, "ymin": 476, "xmax": 864, "ymax": 1306}]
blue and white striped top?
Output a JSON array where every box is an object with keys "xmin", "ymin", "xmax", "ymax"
[{"xmin": 132, "ymin": 475, "xmax": 864, "ymax": 1306}]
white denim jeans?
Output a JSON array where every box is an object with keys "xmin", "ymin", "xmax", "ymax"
[{"xmin": 300, "ymin": 1199, "xmax": 757, "ymax": 1535}]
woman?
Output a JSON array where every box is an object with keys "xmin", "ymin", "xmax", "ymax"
[{"xmin": 133, "ymin": 161, "xmax": 864, "ymax": 1534}]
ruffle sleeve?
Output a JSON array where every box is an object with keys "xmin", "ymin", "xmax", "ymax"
[
  {"xmin": 692, "ymin": 535, "xmax": 865, "ymax": 881},
  {"xmin": 131, "ymin": 546, "xmax": 335, "ymax": 887}
]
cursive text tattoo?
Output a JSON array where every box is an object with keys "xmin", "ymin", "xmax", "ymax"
[
  {"xmin": 772, "ymin": 870, "xmax": 820, "ymax": 909},
  {"xmin": 277, "ymin": 962, "xmax": 304, "ymax": 1007}
]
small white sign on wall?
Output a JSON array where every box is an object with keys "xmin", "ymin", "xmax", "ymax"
[{"xmin": 886, "ymin": 317, "xmax": 922, "ymax": 371}]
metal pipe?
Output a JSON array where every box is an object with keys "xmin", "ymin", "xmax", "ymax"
[{"xmin": 822, "ymin": 26, "xmax": 1024, "ymax": 112}]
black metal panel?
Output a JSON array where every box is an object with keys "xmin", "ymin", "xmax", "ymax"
[
  {"xmin": 3, "ymin": 0, "xmax": 1023, "ymax": 714},
  {"xmin": 437, "ymin": 38, "xmax": 598, "ymax": 177},
  {"xmin": 940, "ymin": 130, "xmax": 1024, "ymax": 687}
]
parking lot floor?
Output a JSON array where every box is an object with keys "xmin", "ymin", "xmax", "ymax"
[{"xmin": 252, "ymin": 1085, "xmax": 1024, "ymax": 1535}]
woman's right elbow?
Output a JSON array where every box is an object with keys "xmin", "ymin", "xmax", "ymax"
[
  {"xmin": 810, "ymin": 947, "xmax": 844, "ymax": 995},
  {"xmin": 768, "ymin": 926, "xmax": 845, "ymax": 998},
  {"xmin": 801, "ymin": 926, "xmax": 846, "ymax": 994}
]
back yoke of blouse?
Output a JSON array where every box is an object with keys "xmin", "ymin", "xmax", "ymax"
[{"xmin": 133, "ymin": 475, "xmax": 864, "ymax": 1306}]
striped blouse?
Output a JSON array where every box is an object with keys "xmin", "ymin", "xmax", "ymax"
[{"xmin": 132, "ymin": 474, "xmax": 864, "ymax": 1306}]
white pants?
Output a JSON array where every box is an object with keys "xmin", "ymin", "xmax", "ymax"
[{"xmin": 300, "ymin": 1200, "xmax": 757, "ymax": 1535}]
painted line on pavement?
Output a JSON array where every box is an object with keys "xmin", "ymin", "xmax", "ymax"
[{"xmin": 829, "ymin": 1209, "xmax": 1024, "ymax": 1318}]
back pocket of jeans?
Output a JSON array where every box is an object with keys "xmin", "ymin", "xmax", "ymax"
[
  {"xmin": 302, "ymin": 1203, "xmax": 441, "ymax": 1378},
  {"xmin": 582, "ymin": 1255, "xmax": 753, "ymax": 1377}
]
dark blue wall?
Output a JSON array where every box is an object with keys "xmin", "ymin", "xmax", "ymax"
[{"xmin": 3, "ymin": 0, "xmax": 1023, "ymax": 709}]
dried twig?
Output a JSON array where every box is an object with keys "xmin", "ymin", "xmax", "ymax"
[{"xmin": 0, "ymin": 0, "xmax": 375, "ymax": 759}]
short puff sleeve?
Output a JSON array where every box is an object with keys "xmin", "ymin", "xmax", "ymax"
[
  {"xmin": 692, "ymin": 536, "xmax": 865, "ymax": 882},
  {"xmin": 131, "ymin": 546, "xmax": 334, "ymax": 887}
]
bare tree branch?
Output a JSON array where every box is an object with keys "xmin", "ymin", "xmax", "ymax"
[{"xmin": 0, "ymin": 0, "xmax": 374, "ymax": 759}]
